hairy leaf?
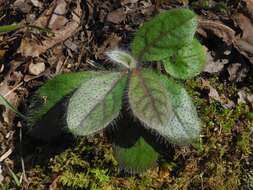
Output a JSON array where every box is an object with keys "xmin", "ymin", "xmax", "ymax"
[
  {"xmin": 113, "ymin": 137, "xmax": 158, "ymax": 173},
  {"xmin": 128, "ymin": 69, "xmax": 173, "ymax": 131},
  {"xmin": 27, "ymin": 72, "xmax": 95, "ymax": 126},
  {"xmin": 106, "ymin": 49, "xmax": 137, "ymax": 69},
  {"xmin": 131, "ymin": 8, "xmax": 197, "ymax": 62},
  {"xmin": 159, "ymin": 76, "xmax": 201, "ymax": 145},
  {"xmin": 163, "ymin": 39, "xmax": 207, "ymax": 79},
  {"xmin": 67, "ymin": 72, "xmax": 127, "ymax": 136}
]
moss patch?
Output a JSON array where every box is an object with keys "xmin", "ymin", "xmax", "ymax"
[{"xmin": 6, "ymin": 75, "xmax": 253, "ymax": 190}]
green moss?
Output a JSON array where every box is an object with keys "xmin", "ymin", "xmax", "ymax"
[
  {"xmin": 25, "ymin": 166, "xmax": 51, "ymax": 190},
  {"xmin": 58, "ymin": 168, "xmax": 112, "ymax": 190},
  {"xmin": 59, "ymin": 170, "xmax": 89, "ymax": 189},
  {"xmin": 236, "ymin": 126, "xmax": 252, "ymax": 156},
  {"xmin": 13, "ymin": 75, "xmax": 253, "ymax": 190}
]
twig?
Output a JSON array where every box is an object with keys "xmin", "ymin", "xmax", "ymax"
[
  {"xmin": 0, "ymin": 148, "xmax": 12, "ymax": 162},
  {"xmin": 3, "ymin": 82, "xmax": 23, "ymax": 98},
  {"xmin": 19, "ymin": 127, "xmax": 28, "ymax": 184}
]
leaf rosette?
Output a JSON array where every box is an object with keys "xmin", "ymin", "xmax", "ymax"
[{"xmin": 26, "ymin": 8, "xmax": 206, "ymax": 174}]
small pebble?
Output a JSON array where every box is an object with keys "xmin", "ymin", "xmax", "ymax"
[{"xmin": 29, "ymin": 62, "xmax": 45, "ymax": 75}]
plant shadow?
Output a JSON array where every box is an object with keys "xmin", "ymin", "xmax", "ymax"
[
  {"xmin": 13, "ymin": 97, "xmax": 75, "ymax": 172},
  {"xmin": 106, "ymin": 109, "xmax": 175, "ymax": 163},
  {"xmin": 13, "ymin": 97, "xmax": 175, "ymax": 175}
]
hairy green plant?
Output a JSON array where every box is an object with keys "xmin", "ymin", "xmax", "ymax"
[{"xmin": 28, "ymin": 8, "xmax": 206, "ymax": 173}]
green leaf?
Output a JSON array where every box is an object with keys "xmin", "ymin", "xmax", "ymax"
[
  {"xmin": 27, "ymin": 72, "xmax": 95, "ymax": 126},
  {"xmin": 0, "ymin": 23, "xmax": 22, "ymax": 33},
  {"xmin": 106, "ymin": 49, "xmax": 137, "ymax": 69},
  {"xmin": 0, "ymin": 94, "xmax": 26, "ymax": 119},
  {"xmin": 67, "ymin": 72, "xmax": 127, "ymax": 136},
  {"xmin": 163, "ymin": 39, "xmax": 206, "ymax": 79},
  {"xmin": 159, "ymin": 76, "xmax": 201, "ymax": 145},
  {"xmin": 131, "ymin": 8, "xmax": 197, "ymax": 62},
  {"xmin": 128, "ymin": 69, "xmax": 173, "ymax": 131},
  {"xmin": 113, "ymin": 137, "xmax": 158, "ymax": 173}
]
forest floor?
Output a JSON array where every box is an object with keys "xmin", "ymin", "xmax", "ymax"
[{"xmin": 1, "ymin": 0, "xmax": 253, "ymax": 189}]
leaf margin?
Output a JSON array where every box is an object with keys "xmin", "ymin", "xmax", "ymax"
[
  {"xmin": 113, "ymin": 137, "xmax": 158, "ymax": 174},
  {"xmin": 159, "ymin": 75, "xmax": 202, "ymax": 145},
  {"xmin": 128, "ymin": 69, "xmax": 173, "ymax": 132},
  {"xmin": 163, "ymin": 38, "xmax": 207, "ymax": 79},
  {"xmin": 27, "ymin": 71, "xmax": 96, "ymax": 127},
  {"xmin": 131, "ymin": 8, "xmax": 198, "ymax": 62},
  {"xmin": 66, "ymin": 72, "xmax": 128, "ymax": 136}
]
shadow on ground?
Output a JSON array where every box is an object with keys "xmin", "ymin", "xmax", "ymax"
[{"xmin": 12, "ymin": 98, "xmax": 175, "ymax": 175}]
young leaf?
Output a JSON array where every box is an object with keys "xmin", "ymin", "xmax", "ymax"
[
  {"xmin": 131, "ymin": 8, "xmax": 197, "ymax": 62},
  {"xmin": 163, "ymin": 39, "xmax": 207, "ymax": 79},
  {"xmin": 27, "ymin": 72, "xmax": 95, "ymax": 126},
  {"xmin": 106, "ymin": 49, "xmax": 137, "ymax": 69},
  {"xmin": 113, "ymin": 137, "xmax": 158, "ymax": 173},
  {"xmin": 128, "ymin": 69, "xmax": 173, "ymax": 131},
  {"xmin": 159, "ymin": 76, "xmax": 201, "ymax": 145},
  {"xmin": 67, "ymin": 72, "xmax": 127, "ymax": 136}
]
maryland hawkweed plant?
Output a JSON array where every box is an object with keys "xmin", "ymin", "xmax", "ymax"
[{"xmin": 28, "ymin": 8, "xmax": 206, "ymax": 173}]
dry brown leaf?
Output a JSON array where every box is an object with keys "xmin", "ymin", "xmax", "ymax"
[
  {"xmin": 30, "ymin": 0, "xmax": 43, "ymax": 8},
  {"xmin": 13, "ymin": 0, "xmax": 32, "ymax": 13},
  {"xmin": 0, "ymin": 149, "xmax": 13, "ymax": 162},
  {"xmin": 201, "ymin": 79, "xmax": 235, "ymax": 109},
  {"xmin": 178, "ymin": 0, "xmax": 189, "ymax": 6},
  {"xmin": 106, "ymin": 8, "xmax": 126, "ymax": 24},
  {"xmin": 121, "ymin": 0, "xmax": 138, "ymax": 5},
  {"xmin": 0, "ymin": 49, "xmax": 5, "ymax": 58},
  {"xmin": 198, "ymin": 18, "xmax": 235, "ymax": 44},
  {"xmin": 198, "ymin": 12, "xmax": 253, "ymax": 65},
  {"xmin": 19, "ymin": 0, "xmax": 82, "ymax": 57},
  {"xmin": 238, "ymin": 87, "xmax": 253, "ymax": 105},
  {"xmin": 0, "ymin": 49, "xmax": 6, "ymax": 73},
  {"xmin": 242, "ymin": 0, "xmax": 253, "ymax": 19},
  {"xmin": 49, "ymin": 175, "xmax": 61, "ymax": 190},
  {"xmin": 227, "ymin": 63, "xmax": 248, "ymax": 82},
  {"xmin": 243, "ymin": 0, "xmax": 253, "ymax": 8},
  {"xmin": 233, "ymin": 13, "xmax": 253, "ymax": 64},
  {"xmin": 202, "ymin": 79, "xmax": 221, "ymax": 102},
  {"xmin": 28, "ymin": 61, "xmax": 45, "ymax": 75},
  {"xmin": 0, "ymin": 165, "xmax": 3, "ymax": 184},
  {"xmin": 0, "ymin": 0, "xmax": 4, "ymax": 7},
  {"xmin": 0, "ymin": 64, "xmax": 4, "ymax": 73},
  {"xmin": 64, "ymin": 39, "xmax": 78, "ymax": 53},
  {"xmin": 0, "ymin": 64, "xmax": 23, "ymax": 127},
  {"xmin": 204, "ymin": 50, "xmax": 228, "ymax": 73},
  {"xmin": 95, "ymin": 33, "xmax": 122, "ymax": 59}
]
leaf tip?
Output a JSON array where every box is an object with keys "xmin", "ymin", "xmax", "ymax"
[{"xmin": 106, "ymin": 49, "xmax": 137, "ymax": 69}]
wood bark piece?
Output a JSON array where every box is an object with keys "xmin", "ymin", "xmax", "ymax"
[
  {"xmin": 19, "ymin": 0, "xmax": 82, "ymax": 57},
  {"xmin": 198, "ymin": 14, "xmax": 253, "ymax": 65},
  {"xmin": 198, "ymin": 18, "xmax": 235, "ymax": 45},
  {"xmin": 233, "ymin": 13, "xmax": 253, "ymax": 64}
]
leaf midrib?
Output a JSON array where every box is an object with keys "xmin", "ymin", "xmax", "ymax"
[
  {"xmin": 137, "ymin": 14, "xmax": 195, "ymax": 61},
  {"xmin": 135, "ymin": 70, "xmax": 164, "ymax": 125},
  {"xmin": 79, "ymin": 73, "xmax": 126, "ymax": 129}
]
